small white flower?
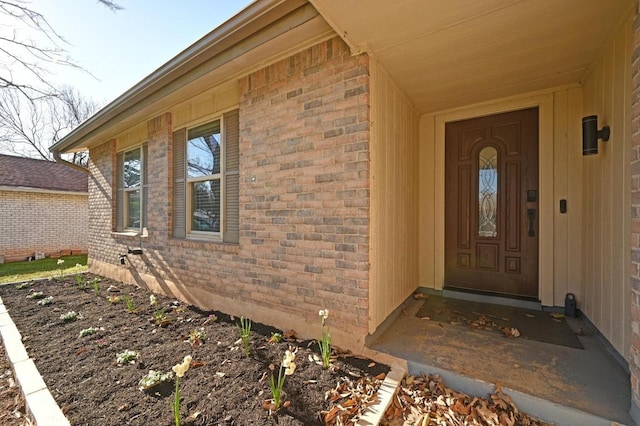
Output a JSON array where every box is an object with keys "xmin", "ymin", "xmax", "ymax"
[
  {"xmin": 285, "ymin": 361, "xmax": 296, "ymax": 376},
  {"xmin": 319, "ymin": 309, "xmax": 329, "ymax": 324},
  {"xmin": 282, "ymin": 350, "xmax": 297, "ymax": 375},
  {"xmin": 282, "ymin": 350, "xmax": 296, "ymax": 365},
  {"xmin": 172, "ymin": 355, "xmax": 192, "ymax": 378},
  {"xmin": 150, "ymin": 295, "xmax": 158, "ymax": 306},
  {"xmin": 57, "ymin": 259, "xmax": 64, "ymax": 265}
]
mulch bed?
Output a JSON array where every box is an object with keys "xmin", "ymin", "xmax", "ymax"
[
  {"xmin": 0, "ymin": 274, "xmax": 388, "ymax": 426},
  {"xmin": 0, "ymin": 342, "xmax": 30, "ymax": 426}
]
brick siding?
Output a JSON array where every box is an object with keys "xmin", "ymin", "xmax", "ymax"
[
  {"xmin": 0, "ymin": 189, "xmax": 88, "ymax": 261},
  {"xmin": 88, "ymin": 140, "xmax": 119, "ymax": 265},
  {"xmin": 631, "ymin": 0, "xmax": 640, "ymax": 420},
  {"xmin": 86, "ymin": 37, "xmax": 372, "ymax": 348}
]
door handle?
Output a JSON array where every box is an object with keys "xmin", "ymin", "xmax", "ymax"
[{"xmin": 527, "ymin": 209, "xmax": 536, "ymax": 237}]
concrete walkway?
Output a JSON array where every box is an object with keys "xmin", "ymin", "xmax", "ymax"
[{"xmin": 368, "ymin": 293, "xmax": 633, "ymax": 426}]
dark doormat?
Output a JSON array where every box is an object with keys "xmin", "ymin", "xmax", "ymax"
[{"xmin": 416, "ymin": 295, "xmax": 584, "ymax": 349}]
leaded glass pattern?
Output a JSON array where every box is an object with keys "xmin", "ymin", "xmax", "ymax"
[{"xmin": 478, "ymin": 146, "xmax": 498, "ymax": 238}]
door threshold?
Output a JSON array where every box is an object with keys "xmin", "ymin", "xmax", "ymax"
[{"xmin": 430, "ymin": 287, "xmax": 542, "ymax": 311}]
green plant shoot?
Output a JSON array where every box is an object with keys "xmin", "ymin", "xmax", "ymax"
[
  {"xmin": 57, "ymin": 258, "xmax": 65, "ymax": 279},
  {"xmin": 318, "ymin": 309, "xmax": 331, "ymax": 368},
  {"xmin": 238, "ymin": 316, "xmax": 252, "ymax": 358},
  {"xmin": 75, "ymin": 273, "xmax": 83, "ymax": 287},
  {"xmin": 171, "ymin": 355, "xmax": 192, "ymax": 426},
  {"xmin": 269, "ymin": 349, "xmax": 296, "ymax": 411},
  {"xmin": 124, "ymin": 295, "xmax": 136, "ymax": 313}
]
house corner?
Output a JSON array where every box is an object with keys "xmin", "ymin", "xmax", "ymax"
[{"xmin": 630, "ymin": 0, "xmax": 640, "ymax": 422}]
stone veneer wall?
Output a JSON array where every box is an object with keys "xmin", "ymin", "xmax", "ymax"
[
  {"xmin": 87, "ymin": 36, "xmax": 372, "ymax": 349},
  {"xmin": 0, "ymin": 189, "xmax": 87, "ymax": 261}
]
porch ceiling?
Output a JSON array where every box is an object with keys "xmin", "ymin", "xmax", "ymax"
[{"xmin": 309, "ymin": 0, "xmax": 632, "ymax": 114}]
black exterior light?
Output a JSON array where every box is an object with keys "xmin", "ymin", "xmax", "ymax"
[{"xmin": 582, "ymin": 115, "xmax": 610, "ymax": 156}]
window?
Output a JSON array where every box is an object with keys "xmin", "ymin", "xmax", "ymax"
[
  {"xmin": 187, "ymin": 121, "xmax": 222, "ymax": 234},
  {"xmin": 124, "ymin": 149, "xmax": 142, "ymax": 228},
  {"xmin": 116, "ymin": 145, "xmax": 147, "ymax": 232},
  {"xmin": 173, "ymin": 109, "xmax": 239, "ymax": 243}
]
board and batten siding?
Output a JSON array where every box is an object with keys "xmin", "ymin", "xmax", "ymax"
[
  {"xmin": 551, "ymin": 87, "xmax": 585, "ymax": 307},
  {"xmin": 581, "ymin": 13, "xmax": 632, "ymax": 359},
  {"xmin": 369, "ymin": 59, "xmax": 420, "ymax": 333}
]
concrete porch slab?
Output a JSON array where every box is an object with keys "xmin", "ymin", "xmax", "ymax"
[{"xmin": 368, "ymin": 296, "xmax": 632, "ymax": 425}]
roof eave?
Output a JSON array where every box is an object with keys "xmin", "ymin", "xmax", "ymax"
[
  {"xmin": 50, "ymin": 0, "xmax": 306, "ymax": 154},
  {"xmin": 0, "ymin": 186, "xmax": 88, "ymax": 196}
]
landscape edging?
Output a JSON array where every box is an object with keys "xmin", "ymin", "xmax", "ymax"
[
  {"xmin": 356, "ymin": 367, "xmax": 404, "ymax": 426},
  {"xmin": 0, "ymin": 295, "xmax": 71, "ymax": 426}
]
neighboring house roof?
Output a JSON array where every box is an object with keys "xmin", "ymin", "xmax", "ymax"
[{"xmin": 0, "ymin": 154, "xmax": 88, "ymax": 193}]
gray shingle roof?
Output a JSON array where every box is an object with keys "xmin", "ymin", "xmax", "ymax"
[{"xmin": 0, "ymin": 154, "xmax": 88, "ymax": 193}]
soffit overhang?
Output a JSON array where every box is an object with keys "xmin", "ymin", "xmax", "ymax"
[{"xmin": 310, "ymin": 0, "xmax": 632, "ymax": 114}]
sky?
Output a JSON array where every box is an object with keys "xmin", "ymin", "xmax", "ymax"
[{"xmin": 25, "ymin": 0, "xmax": 254, "ymax": 106}]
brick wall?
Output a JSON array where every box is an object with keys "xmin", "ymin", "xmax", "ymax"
[
  {"xmin": 631, "ymin": 0, "xmax": 640, "ymax": 421},
  {"xmin": 88, "ymin": 140, "xmax": 119, "ymax": 266},
  {"xmin": 238, "ymin": 36, "xmax": 370, "ymax": 332},
  {"xmin": 87, "ymin": 37, "xmax": 372, "ymax": 349},
  {"xmin": 0, "ymin": 189, "xmax": 88, "ymax": 260}
]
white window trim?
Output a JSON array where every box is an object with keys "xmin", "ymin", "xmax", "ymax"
[{"xmin": 185, "ymin": 116, "xmax": 226, "ymax": 241}]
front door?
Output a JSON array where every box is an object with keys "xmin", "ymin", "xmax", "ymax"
[{"xmin": 444, "ymin": 108, "xmax": 539, "ymax": 298}]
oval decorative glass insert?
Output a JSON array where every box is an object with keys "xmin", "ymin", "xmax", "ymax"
[{"xmin": 478, "ymin": 146, "xmax": 498, "ymax": 238}]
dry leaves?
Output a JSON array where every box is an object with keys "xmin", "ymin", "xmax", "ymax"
[
  {"xmin": 282, "ymin": 329, "xmax": 298, "ymax": 342},
  {"xmin": 381, "ymin": 373, "xmax": 553, "ymax": 426},
  {"xmin": 502, "ymin": 327, "xmax": 521, "ymax": 338},
  {"xmin": 191, "ymin": 360, "xmax": 205, "ymax": 368},
  {"xmin": 442, "ymin": 313, "xmax": 522, "ymax": 340},
  {"xmin": 322, "ymin": 373, "xmax": 385, "ymax": 425}
]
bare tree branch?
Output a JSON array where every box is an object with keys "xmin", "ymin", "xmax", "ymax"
[
  {"xmin": 0, "ymin": 0, "xmax": 120, "ymax": 162},
  {"xmin": 97, "ymin": 0, "xmax": 123, "ymax": 12},
  {"xmin": 0, "ymin": 0, "xmax": 122, "ymax": 104},
  {"xmin": 0, "ymin": 86, "xmax": 98, "ymax": 163}
]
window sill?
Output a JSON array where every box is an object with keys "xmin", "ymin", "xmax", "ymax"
[
  {"xmin": 169, "ymin": 237, "xmax": 239, "ymax": 254},
  {"xmin": 111, "ymin": 230, "xmax": 148, "ymax": 238},
  {"xmin": 186, "ymin": 233, "xmax": 222, "ymax": 243}
]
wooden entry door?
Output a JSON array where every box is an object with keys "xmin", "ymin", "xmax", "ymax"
[{"xmin": 444, "ymin": 108, "xmax": 539, "ymax": 298}]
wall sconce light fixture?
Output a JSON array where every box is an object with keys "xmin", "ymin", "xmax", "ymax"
[{"xmin": 582, "ymin": 115, "xmax": 610, "ymax": 156}]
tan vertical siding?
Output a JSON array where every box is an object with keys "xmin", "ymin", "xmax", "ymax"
[
  {"xmin": 369, "ymin": 60, "xmax": 420, "ymax": 333},
  {"xmin": 553, "ymin": 87, "xmax": 584, "ymax": 304},
  {"xmin": 582, "ymin": 15, "xmax": 632, "ymax": 358},
  {"xmin": 418, "ymin": 117, "xmax": 436, "ymax": 288}
]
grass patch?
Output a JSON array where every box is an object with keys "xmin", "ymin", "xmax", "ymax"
[{"xmin": 0, "ymin": 255, "xmax": 88, "ymax": 284}]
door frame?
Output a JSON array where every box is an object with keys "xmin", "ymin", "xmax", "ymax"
[{"xmin": 433, "ymin": 93, "xmax": 554, "ymax": 306}]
